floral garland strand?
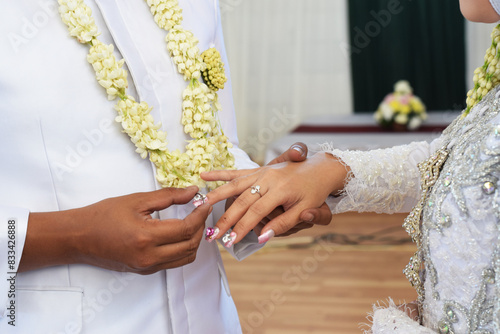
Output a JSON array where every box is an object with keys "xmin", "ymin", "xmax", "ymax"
[
  {"xmin": 146, "ymin": 0, "xmax": 233, "ymax": 187},
  {"xmin": 58, "ymin": 0, "xmax": 234, "ymax": 189},
  {"xmin": 465, "ymin": 24, "xmax": 500, "ymax": 117}
]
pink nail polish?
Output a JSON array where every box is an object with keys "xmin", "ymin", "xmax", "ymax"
[
  {"xmin": 224, "ymin": 232, "xmax": 237, "ymax": 248},
  {"xmin": 193, "ymin": 193, "xmax": 208, "ymax": 207},
  {"xmin": 258, "ymin": 229, "xmax": 275, "ymax": 244},
  {"xmin": 205, "ymin": 227, "xmax": 219, "ymax": 242}
]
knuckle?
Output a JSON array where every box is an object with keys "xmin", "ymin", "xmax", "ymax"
[
  {"xmin": 229, "ymin": 177, "xmax": 241, "ymax": 190},
  {"xmin": 131, "ymin": 231, "xmax": 153, "ymax": 251},
  {"xmin": 234, "ymin": 195, "xmax": 252, "ymax": 208},
  {"xmin": 131, "ymin": 192, "xmax": 150, "ymax": 209},
  {"xmin": 131, "ymin": 254, "xmax": 155, "ymax": 271},
  {"xmin": 181, "ymin": 220, "xmax": 198, "ymax": 240},
  {"xmin": 186, "ymin": 253, "xmax": 197, "ymax": 264},
  {"xmin": 186, "ymin": 238, "xmax": 200, "ymax": 254},
  {"xmin": 273, "ymin": 216, "xmax": 290, "ymax": 234},
  {"xmin": 247, "ymin": 201, "xmax": 265, "ymax": 216}
]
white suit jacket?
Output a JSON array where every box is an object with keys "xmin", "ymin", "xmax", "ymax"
[{"xmin": 0, "ymin": 0, "xmax": 261, "ymax": 333}]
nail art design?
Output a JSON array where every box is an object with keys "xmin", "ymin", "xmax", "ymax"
[
  {"xmin": 193, "ymin": 193, "xmax": 208, "ymax": 207},
  {"xmin": 258, "ymin": 229, "xmax": 275, "ymax": 244},
  {"xmin": 205, "ymin": 227, "xmax": 219, "ymax": 242},
  {"xmin": 221, "ymin": 231, "xmax": 231, "ymax": 244},
  {"xmin": 223, "ymin": 231, "xmax": 237, "ymax": 248}
]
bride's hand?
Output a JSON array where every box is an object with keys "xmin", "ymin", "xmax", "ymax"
[
  {"xmin": 224, "ymin": 196, "xmax": 332, "ymax": 238},
  {"xmin": 256, "ymin": 142, "xmax": 333, "ymax": 238},
  {"xmin": 201, "ymin": 152, "xmax": 349, "ymax": 246}
]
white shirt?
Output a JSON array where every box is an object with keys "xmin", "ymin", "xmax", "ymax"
[{"xmin": 0, "ymin": 0, "xmax": 259, "ymax": 332}]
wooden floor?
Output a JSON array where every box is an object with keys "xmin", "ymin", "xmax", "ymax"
[{"xmin": 221, "ymin": 212, "xmax": 418, "ymax": 334}]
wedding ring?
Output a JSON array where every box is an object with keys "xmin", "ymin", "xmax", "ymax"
[{"xmin": 250, "ymin": 185, "xmax": 261, "ymax": 196}]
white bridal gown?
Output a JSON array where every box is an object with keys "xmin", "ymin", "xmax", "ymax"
[
  {"xmin": 0, "ymin": 0, "xmax": 261, "ymax": 333},
  {"xmin": 326, "ymin": 87, "xmax": 500, "ymax": 333}
]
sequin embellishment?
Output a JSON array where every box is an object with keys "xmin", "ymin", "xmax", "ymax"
[{"xmin": 403, "ymin": 148, "xmax": 449, "ymax": 305}]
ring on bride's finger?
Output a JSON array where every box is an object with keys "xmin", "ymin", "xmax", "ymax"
[{"xmin": 250, "ymin": 185, "xmax": 261, "ymax": 196}]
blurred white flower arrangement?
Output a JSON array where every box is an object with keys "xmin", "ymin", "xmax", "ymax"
[{"xmin": 374, "ymin": 80, "xmax": 427, "ymax": 131}]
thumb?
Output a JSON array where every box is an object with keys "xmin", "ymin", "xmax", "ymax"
[
  {"xmin": 267, "ymin": 142, "xmax": 308, "ymax": 165},
  {"xmin": 141, "ymin": 186, "xmax": 200, "ymax": 212},
  {"xmin": 299, "ymin": 203, "xmax": 332, "ymax": 226}
]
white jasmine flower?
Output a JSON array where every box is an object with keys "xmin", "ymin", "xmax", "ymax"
[
  {"xmin": 60, "ymin": 0, "xmax": 234, "ymax": 188},
  {"xmin": 87, "ymin": 40, "xmax": 128, "ymax": 99},
  {"xmin": 58, "ymin": 0, "xmax": 99, "ymax": 43}
]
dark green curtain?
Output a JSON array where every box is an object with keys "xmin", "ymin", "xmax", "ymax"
[{"xmin": 348, "ymin": 0, "xmax": 466, "ymax": 112}]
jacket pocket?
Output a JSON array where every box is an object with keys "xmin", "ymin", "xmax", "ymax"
[{"xmin": 0, "ymin": 286, "xmax": 83, "ymax": 334}]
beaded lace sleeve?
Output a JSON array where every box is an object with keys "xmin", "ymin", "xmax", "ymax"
[{"xmin": 322, "ymin": 138, "xmax": 443, "ymax": 214}]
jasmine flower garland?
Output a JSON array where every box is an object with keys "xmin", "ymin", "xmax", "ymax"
[
  {"xmin": 465, "ymin": 24, "xmax": 500, "ymax": 117},
  {"xmin": 58, "ymin": 0, "xmax": 234, "ymax": 189},
  {"xmin": 201, "ymin": 47, "xmax": 228, "ymax": 91}
]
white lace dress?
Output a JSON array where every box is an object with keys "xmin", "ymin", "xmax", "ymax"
[{"xmin": 324, "ymin": 88, "xmax": 500, "ymax": 333}]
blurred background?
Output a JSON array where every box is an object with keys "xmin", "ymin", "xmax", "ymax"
[
  {"xmin": 220, "ymin": 0, "xmax": 496, "ymax": 164},
  {"xmin": 217, "ymin": 1, "xmax": 497, "ymax": 333}
]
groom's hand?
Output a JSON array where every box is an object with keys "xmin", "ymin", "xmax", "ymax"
[
  {"xmin": 263, "ymin": 142, "xmax": 332, "ymax": 237},
  {"xmin": 20, "ymin": 186, "xmax": 211, "ymax": 274},
  {"xmin": 267, "ymin": 142, "xmax": 309, "ymax": 165}
]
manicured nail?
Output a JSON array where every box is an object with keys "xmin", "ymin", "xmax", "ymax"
[
  {"xmin": 223, "ymin": 231, "xmax": 237, "ymax": 248},
  {"xmin": 258, "ymin": 229, "xmax": 275, "ymax": 244},
  {"xmin": 205, "ymin": 227, "xmax": 219, "ymax": 242},
  {"xmin": 303, "ymin": 213, "xmax": 314, "ymax": 222},
  {"xmin": 291, "ymin": 144, "xmax": 305, "ymax": 157},
  {"xmin": 193, "ymin": 193, "xmax": 208, "ymax": 207}
]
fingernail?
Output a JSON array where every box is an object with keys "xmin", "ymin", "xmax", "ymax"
[
  {"xmin": 205, "ymin": 227, "xmax": 219, "ymax": 242},
  {"xmin": 223, "ymin": 231, "xmax": 237, "ymax": 248},
  {"xmin": 291, "ymin": 144, "xmax": 305, "ymax": 157},
  {"xmin": 193, "ymin": 193, "xmax": 208, "ymax": 207},
  {"xmin": 258, "ymin": 229, "xmax": 275, "ymax": 244},
  {"xmin": 303, "ymin": 213, "xmax": 314, "ymax": 222}
]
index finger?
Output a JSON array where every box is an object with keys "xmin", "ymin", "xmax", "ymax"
[
  {"xmin": 200, "ymin": 168, "xmax": 253, "ymax": 182},
  {"xmin": 205, "ymin": 173, "xmax": 257, "ymax": 205}
]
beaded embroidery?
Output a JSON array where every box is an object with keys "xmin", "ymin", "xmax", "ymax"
[
  {"xmin": 403, "ymin": 88, "xmax": 500, "ymax": 332},
  {"xmin": 403, "ymin": 148, "xmax": 449, "ymax": 309}
]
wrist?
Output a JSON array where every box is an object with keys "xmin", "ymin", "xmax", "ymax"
[
  {"xmin": 311, "ymin": 152, "xmax": 350, "ymax": 196},
  {"xmin": 19, "ymin": 209, "xmax": 83, "ymax": 272}
]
